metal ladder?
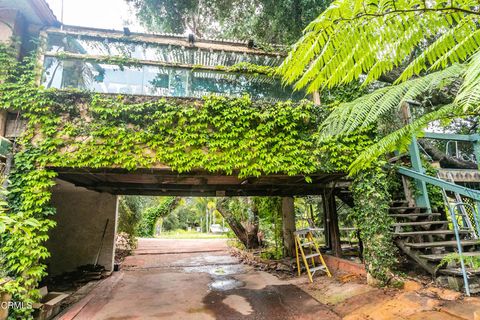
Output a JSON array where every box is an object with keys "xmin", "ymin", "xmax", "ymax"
[{"xmin": 294, "ymin": 229, "xmax": 332, "ymax": 282}]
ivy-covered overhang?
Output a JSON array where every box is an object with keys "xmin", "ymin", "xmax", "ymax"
[
  {"xmin": 19, "ymin": 92, "xmax": 365, "ymax": 196},
  {"xmin": 51, "ymin": 167, "xmax": 348, "ymax": 196}
]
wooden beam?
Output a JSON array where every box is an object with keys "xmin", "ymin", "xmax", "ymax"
[
  {"xmin": 282, "ymin": 197, "xmax": 296, "ymax": 257},
  {"xmin": 46, "ymin": 27, "xmax": 285, "ymax": 57},
  {"xmin": 44, "ymin": 52, "xmax": 275, "ymax": 76}
]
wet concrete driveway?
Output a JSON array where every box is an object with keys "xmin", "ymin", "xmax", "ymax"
[{"xmin": 59, "ymin": 238, "xmax": 339, "ymax": 320}]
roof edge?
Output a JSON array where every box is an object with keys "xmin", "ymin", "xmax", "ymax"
[{"xmin": 27, "ymin": 0, "xmax": 59, "ymax": 26}]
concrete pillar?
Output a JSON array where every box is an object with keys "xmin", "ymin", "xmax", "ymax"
[
  {"xmin": 282, "ymin": 197, "xmax": 296, "ymax": 257},
  {"xmin": 46, "ymin": 179, "xmax": 118, "ymax": 275}
]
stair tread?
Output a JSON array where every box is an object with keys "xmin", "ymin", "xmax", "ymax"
[
  {"xmin": 305, "ymin": 253, "xmax": 321, "ymax": 259},
  {"xmin": 393, "ymin": 221, "xmax": 448, "ymax": 227},
  {"xmin": 391, "ymin": 213, "xmax": 441, "ymax": 218},
  {"xmin": 310, "ymin": 265, "xmax": 326, "ymax": 272},
  {"xmin": 439, "ymin": 267, "xmax": 480, "ymax": 276},
  {"xmin": 390, "ymin": 206, "xmax": 427, "ymax": 210},
  {"xmin": 394, "ymin": 230, "xmax": 469, "ymax": 236},
  {"xmin": 405, "ymin": 240, "xmax": 480, "ymax": 248},
  {"xmin": 420, "ymin": 252, "xmax": 480, "ymax": 261}
]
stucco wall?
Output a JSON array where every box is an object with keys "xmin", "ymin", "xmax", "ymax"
[{"xmin": 46, "ymin": 179, "xmax": 118, "ymax": 275}]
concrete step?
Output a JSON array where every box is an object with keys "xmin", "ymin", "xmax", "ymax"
[
  {"xmin": 393, "ymin": 221, "xmax": 449, "ymax": 227},
  {"xmin": 420, "ymin": 252, "xmax": 480, "ymax": 261},
  {"xmin": 405, "ymin": 240, "xmax": 480, "ymax": 249},
  {"xmin": 394, "ymin": 230, "xmax": 469, "ymax": 237}
]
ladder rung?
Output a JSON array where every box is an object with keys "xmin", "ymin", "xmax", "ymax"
[
  {"xmin": 310, "ymin": 266, "xmax": 326, "ymax": 273},
  {"xmin": 302, "ymin": 241, "xmax": 314, "ymax": 247},
  {"xmin": 305, "ymin": 253, "xmax": 321, "ymax": 259}
]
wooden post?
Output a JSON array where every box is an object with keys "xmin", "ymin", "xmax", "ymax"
[
  {"xmin": 324, "ymin": 190, "xmax": 342, "ymax": 257},
  {"xmin": 282, "ymin": 197, "xmax": 296, "ymax": 257},
  {"xmin": 321, "ymin": 193, "xmax": 330, "ymax": 249},
  {"xmin": 0, "ymin": 110, "xmax": 7, "ymax": 137},
  {"xmin": 312, "ymin": 91, "xmax": 321, "ymax": 105}
]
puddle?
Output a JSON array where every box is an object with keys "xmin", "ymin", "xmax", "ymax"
[
  {"xmin": 209, "ymin": 278, "xmax": 245, "ymax": 291},
  {"xmin": 176, "ymin": 254, "xmax": 238, "ymax": 266},
  {"xmin": 183, "ymin": 264, "xmax": 245, "ymax": 276}
]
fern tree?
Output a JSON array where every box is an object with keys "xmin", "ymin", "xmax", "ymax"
[{"xmin": 278, "ymin": 0, "xmax": 480, "ymax": 172}]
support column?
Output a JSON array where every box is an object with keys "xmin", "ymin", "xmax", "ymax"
[
  {"xmin": 401, "ymin": 102, "xmax": 431, "ymax": 211},
  {"xmin": 324, "ymin": 190, "xmax": 342, "ymax": 257},
  {"xmin": 282, "ymin": 197, "xmax": 296, "ymax": 257}
]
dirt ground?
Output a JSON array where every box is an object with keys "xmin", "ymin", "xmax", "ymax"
[{"xmin": 56, "ymin": 239, "xmax": 480, "ymax": 320}]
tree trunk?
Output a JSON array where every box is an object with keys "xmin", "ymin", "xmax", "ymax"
[
  {"xmin": 418, "ymin": 139, "xmax": 477, "ymax": 169},
  {"xmin": 216, "ymin": 198, "xmax": 260, "ymax": 249},
  {"xmin": 282, "ymin": 197, "xmax": 296, "ymax": 257}
]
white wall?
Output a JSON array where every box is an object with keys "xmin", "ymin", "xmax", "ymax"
[{"xmin": 46, "ymin": 179, "xmax": 118, "ymax": 275}]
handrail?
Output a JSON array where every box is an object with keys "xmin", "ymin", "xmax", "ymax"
[
  {"xmin": 399, "ymin": 166, "xmax": 480, "ymax": 296},
  {"xmin": 398, "ymin": 167, "xmax": 480, "ymax": 201},
  {"xmin": 423, "ymin": 132, "xmax": 480, "ymax": 142}
]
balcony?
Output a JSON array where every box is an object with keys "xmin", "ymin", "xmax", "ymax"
[{"xmin": 40, "ymin": 26, "xmax": 304, "ymax": 101}]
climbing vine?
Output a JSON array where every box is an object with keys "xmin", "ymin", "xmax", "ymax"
[
  {"xmin": 351, "ymin": 162, "xmax": 397, "ymax": 285},
  {"xmin": 136, "ymin": 197, "xmax": 177, "ymax": 237},
  {"xmin": 0, "ymin": 40, "xmax": 397, "ymax": 318}
]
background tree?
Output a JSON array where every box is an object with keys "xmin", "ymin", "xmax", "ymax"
[{"xmin": 126, "ymin": 0, "xmax": 332, "ymax": 44}]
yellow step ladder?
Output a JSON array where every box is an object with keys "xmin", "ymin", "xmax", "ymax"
[{"xmin": 294, "ymin": 229, "xmax": 332, "ymax": 282}]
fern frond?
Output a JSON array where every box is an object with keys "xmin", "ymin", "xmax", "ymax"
[
  {"xmin": 319, "ymin": 65, "xmax": 464, "ymax": 139},
  {"xmin": 279, "ymin": 0, "xmax": 480, "ymax": 92},
  {"xmin": 455, "ymin": 47, "xmax": 480, "ymax": 111}
]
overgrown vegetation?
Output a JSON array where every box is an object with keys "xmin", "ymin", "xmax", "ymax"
[
  {"xmin": 136, "ymin": 197, "xmax": 177, "ymax": 237},
  {"xmin": 351, "ymin": 162, "xmax": 397, "ymax": 285},
  {"xmin": 279, "ymin": 0, "xmax": 480, "ymax": 174},
  {"xmin": 0, "ymin": 40, "xmax": 389, "ymax": 318}
]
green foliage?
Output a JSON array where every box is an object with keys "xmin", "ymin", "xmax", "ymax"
[
  {"xmin": 136, "ymin": 197, "xmax": 177, "ymax": 237},
  {"xmin": 351, "ymin": 162, "xmax": 397, "ymax": 285},
  {"xmin": 23, "ymin": 92, "xmax": 365, "ymax": 177},
  {"xmin": 117, "ymin": 196, "xmax": 154, "ymax": 246},
  {"xmin": 0, "ymin": 38, "xmax": 377, "ymax": 318},
  {"xmin": 437, "ymin": 252, "xmax": 480, "ymax": 271},
  {"xmin": 279, "ymin": 0, "xmax": 480, "ymax": 173},
  {"xmin": 254, "ymin": 197, "xmax": 283, "ymax": 257}
]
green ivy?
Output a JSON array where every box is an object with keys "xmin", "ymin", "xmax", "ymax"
[
  {"xmin": 136, "ymin": 197, "xmax": 177, "ymax": 237},
  {"xmin": 351, "ymin": 161, "xmax": 397, "ymax": 285},
  {"xmin": 0, "ymin": 40, "xmax": 396, "ymax": 318}
]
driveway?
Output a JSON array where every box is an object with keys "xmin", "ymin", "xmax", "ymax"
[{"xmin": 58, "ymin": 238, "xmax": 339, "ymax": 320}]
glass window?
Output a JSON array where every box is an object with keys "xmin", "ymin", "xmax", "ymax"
[{"xmin": 41, "ymin": 57, "xmax": 305, "ymax": 101}]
